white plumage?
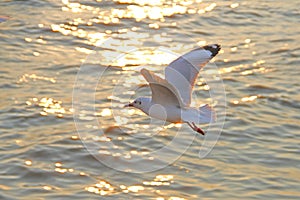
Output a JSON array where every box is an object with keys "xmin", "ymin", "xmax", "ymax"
[{"xmin": 125, "ymin": 44, "xmax": 221, "ymax": 135}]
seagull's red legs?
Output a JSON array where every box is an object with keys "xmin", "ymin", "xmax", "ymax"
[{"xmin": 187, "ymin": 122, "xmax": 205, "ymax": 135}]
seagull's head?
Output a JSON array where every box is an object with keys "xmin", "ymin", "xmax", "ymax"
[{"xmin": 124, "ymin": 97, "xmax": 151, "ymax": 110}]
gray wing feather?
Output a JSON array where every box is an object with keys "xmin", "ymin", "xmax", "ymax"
[
  {"xmin": 141, "ymin": 68, "xmax": 184, "ymax": 107},
  {"xmin": 165, "ymin": 44, "xmax": 221, "ymax": 106}
]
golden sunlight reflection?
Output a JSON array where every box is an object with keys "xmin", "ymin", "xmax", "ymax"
[
  {"xmin": 75, "ymin": 47, "xmax": 94, "ymax": 54},
  {"xmin": 113, "ymin": 49, "xmax": 177, "ymax": 68},
  {"xmin": 115, "ymin": 0, "xmax": 163, "ymax": 6},
  {"xmin": 54, "ymin": 162, "xmax": 74, "ymax": 174},
  {"xmin": 219, "ymin": 60, "xmax": 268, "ymax": 75},
  {"xmin": 92, "ymin": 136, "xmax": 111, "ymax": 142},
  {"xmin": 197, "ymin": 40, "xmax": 207, "ymax": 46},
  {"xmin": 71, "ymin": 135, "xmax": 79, "ymax": 140},
  {"xmin": 115, "ymin": 116, "xmax": 129, "ymax": 125},
  {"xmin": 113, "ymin": 0, "xmax": 217, "ymax": 20},
  {"xmin": 121, "ymin": 73, "xmax": 145, "ymax": 86},
  {"xmin": 85, "ymin": 181, "xmax": 147, "ymax": 196},
  {"xmin": 127, "ymin": 109, "xmax": 136, "ymax": 115},
  {"xmin": 245, "ymin": 38, "xmax": 251, "ymax": 43},
  {"xmin": 204, "ymin": 3, "xmax": 216, "ymax": 12},
  {"xmin": 241, "ymin": 95, "xmax": 258, "ymax": 102},
  {"xmin": 98, "ymin": 108, "xmax": 112, "ymax": 117},
  {"xmin": 85, "ymin": 180, "xmax": 115, "ymax": 196},
  {"xmin": 240, "ymin": 67, "xmax": 268, "ymax": 76},
  {"xmin": 158, "ymin": 197, "xmax": 186, "ymax": 200},
  {"xmin": 163, "ymin": 123, "xmax": 182, "ymax": 129},
  {"xmin": 24, "ymin": 160, "xmax": 32, "ymax": 166},
  {"xmin": 230, "ymin": 3, "xmax": 239, "ymax": 9},
  {"xmin": 27, "ymin": 97, "xmax": 73, "ymax": 118},
  {"xmin": 62, "ymin": 0, "xmax": 94, "ymax": 13},
  {"xmin": 84, "ymin": 173, "xmax": 179, "ymax": 197},
  {"xmin": 230, "ymin": 46, "xmax": 238, "ymax": 52},
  {"xmin": 143, "ymin": 174, "xmax": 174, "ymax": 186},
  {"xmin": 18, "ymin": 74, "xmax": 56, "ymax": 83},
  {"xmin": 51, "ymin": 0, "xmax": 219, "ymax": 49},
  {"xmin": 43, "ymin": 186, "xmax": 53, "ymax": 191},
  {"xmin": 24, "ymin": 36, "xmax": 47, "ymax": 44},
  {"xmin": 232, "ymin": 95, "xmax": 260, "ymax": 105},
  {"xmin": 51, "ymin": 22, "xmax": 110, "ymax": 47},
  {"xmin": 33, "ymin": 52, "xmax": 40, "ymax": 57},
  {"xmin": 124, "ymin": 185, "xmax": 145, "ymax": 193}
]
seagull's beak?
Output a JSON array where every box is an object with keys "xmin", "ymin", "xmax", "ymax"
[{"xmin": 124, "ymin": 102, "xmax": 133, "ymax": 108}]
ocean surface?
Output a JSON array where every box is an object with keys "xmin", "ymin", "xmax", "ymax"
[{"xmin": 0, "ymin": 0, "xmax": 299, "ymax": 199}]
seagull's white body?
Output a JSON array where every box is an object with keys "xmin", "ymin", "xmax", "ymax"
[{"xmin": 125, "ymin": 44, "xmax": 221, "ymax": 135}]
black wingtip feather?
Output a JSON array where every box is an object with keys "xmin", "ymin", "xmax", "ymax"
[{"xmin": 203, "ymin": 44, "xmax": 221, "ymax": 57}]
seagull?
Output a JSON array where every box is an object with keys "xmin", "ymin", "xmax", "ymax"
[{"xmin": 125, "ymin": 44, "xmax": 221, "ymax": 135}]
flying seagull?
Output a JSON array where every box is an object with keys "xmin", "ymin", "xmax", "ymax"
[{"xmin": 125, "ymin": 44, "xmax": 221, "ymax": 135}]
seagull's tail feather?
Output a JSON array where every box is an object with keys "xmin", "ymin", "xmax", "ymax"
[{"xmin": 199, "ymin": 104, "xmax": 216, "ymax": 123}]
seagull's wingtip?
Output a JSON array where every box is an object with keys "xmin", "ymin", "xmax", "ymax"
[{"xmin": 203, "ymin": 44, "xmax": 221, "ymax": 57}]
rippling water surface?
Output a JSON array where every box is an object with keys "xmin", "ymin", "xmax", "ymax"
[{"xmin": 1, "ymin": 0, "xmax": 299, "ymax": 199}]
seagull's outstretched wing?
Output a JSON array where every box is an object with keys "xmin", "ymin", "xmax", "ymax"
[
  {"xmin": 141, "ymin": 68, "xmax": 185, "ymax": 107},
  {"xmin": 165, "ymin": 44, "xmax": 221, "ymax": 106}
]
